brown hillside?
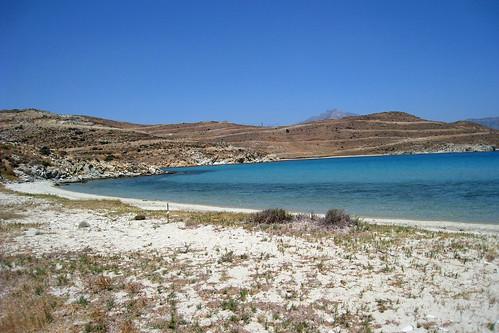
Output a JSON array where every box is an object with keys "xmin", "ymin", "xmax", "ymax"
[
  {"xmin": 0, "ymin": 109, "xmax": 272, "ymax": 170},
  {"xmin": 1, "ymin": 109, "xmax": 497, "ymax": 167},
  {"xmin": 141, "ymin": 111, "xmax": 498, "ymax": 158}
]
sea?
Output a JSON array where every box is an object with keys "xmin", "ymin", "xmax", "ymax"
[{"xmin": 65, "ymin": 152, "xmax": 499, "ymax": 223}]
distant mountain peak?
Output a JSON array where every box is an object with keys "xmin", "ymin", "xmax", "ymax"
[
  {"xmin": 465, "ymin": 117, "xmax": 499, "ymax": 130},
  {"xmin": 301, "ymin": 109, "xmax": 358, "ymax": 123}
]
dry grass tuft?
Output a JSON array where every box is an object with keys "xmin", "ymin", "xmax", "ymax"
[
  {"xmin": 91, "ymin": 275, "xmax": 113, "ymax": 292},
  {"xmin": 182, "ymin": 211, "xmax": 248, "ymax": 227},
  {"xmin": 0, "ymin": 222, "xmax": 40, "ymax": 233},
  {"xmin": 125, "ymin": 281, "xmax": 143, "ymax": 294},
  {"xmin": 0, "ymin": 211, "xmax": 24, "ymax": 221},
  {"xmin": 84, "ymin": 306, "xmax": 108, "ymax": 332},
  {"xmin": 0, "ymin": 280, "xmax": 60, "ymax": 333},
  {"xmin": 119, "ymin": 320, "xmax": 139, "ymax": 333}
]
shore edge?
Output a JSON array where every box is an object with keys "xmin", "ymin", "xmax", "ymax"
[{"xmin": 5, "ymin": 180, "xmax": 499, "ymax": 235}]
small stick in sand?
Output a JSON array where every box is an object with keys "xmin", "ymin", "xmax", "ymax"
[{"xmin": 167, "ymin": 203, "xmax": 170, "ymax": 223}]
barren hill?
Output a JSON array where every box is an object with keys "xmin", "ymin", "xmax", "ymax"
[
  {"xmin": 0, "ymin": 108, "xmax": 497, "ymax": 181},
  {"xmin": 0, "ymin": 109, "xmax": 274, "ymax": 181},
  {"xmin": 141, "ymin": 111, "xmax": 498, "ymax": 158}
]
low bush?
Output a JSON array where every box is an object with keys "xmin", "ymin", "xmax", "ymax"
[
  {"xmin": 134, "ymin": 214, "xmax": 146, "ymax": 220},
  {"xmin": 0, "ymin": 159, "xmax": 16, "ymax": 180},
  {"xmin": 104, "ymin": 154, "xmax": 115, "ymax": 162},
  {"xmin": 250, "ymin": 208, "xmax": 292, "ymax": 224},
  {"xmin": 323, "ymin": 209, "xmax": 358, "ymax": 228},
  {"xmin": 39, "ymin": 146, "xmax": 51, "ymax": 156}
]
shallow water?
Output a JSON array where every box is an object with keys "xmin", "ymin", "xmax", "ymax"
[{"xmin": 66, "ymin": 152, "xmax": 499, "ymax": 223}]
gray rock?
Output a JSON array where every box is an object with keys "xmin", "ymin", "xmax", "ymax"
[
  {"xmin": 25, "ymin": 228, "xmax": 40, "ymax": 236},
  {"xmin": 78, "ymin": 221, "xmax": 90, "ymax": 228}
]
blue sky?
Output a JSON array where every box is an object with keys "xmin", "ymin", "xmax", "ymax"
[{"xmin": 1, "ymin": 0, "xmax": 498, "ymax": 125}]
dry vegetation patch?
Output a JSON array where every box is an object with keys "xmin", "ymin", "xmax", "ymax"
[
  {"xmin": 0, "ymin": 211, "xmax": 25, "ymax": 221},
  {"xmin": 0, "ymin": 190, "xmax": 498, "ymax": 332},
  {"xmin": 250, "ymin": 208, "xmax": 293, "ymax": 224}
]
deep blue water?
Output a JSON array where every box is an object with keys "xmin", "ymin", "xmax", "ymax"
[{"xmin": 65, "ymin": 152, "xmax": 499, "ymax": 223}]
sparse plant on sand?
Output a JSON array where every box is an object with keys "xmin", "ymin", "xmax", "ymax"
[
  {"xmin": 322, "ymin": 209, "xmax": 358, "ymax": 228},
  {"xmin": 218, "ymin": 250, "xmax": 235, "ymax": 263},
  {"xmin": 250, "ymin": 208, "xmax": 292, "ymax": 224}
]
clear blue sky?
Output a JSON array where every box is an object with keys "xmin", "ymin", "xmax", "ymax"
[{"xmin": 1, "ymin": 0, "xmax": 498, "ymax": 125}]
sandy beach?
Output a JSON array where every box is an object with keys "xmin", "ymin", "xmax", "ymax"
[
  {"xmin": 0, "ymin": 180, "xmax": 498, "ymax": 332},
  {"xmin": 6, "ymin": 181, "xmax": 499, "ymax": 234}
]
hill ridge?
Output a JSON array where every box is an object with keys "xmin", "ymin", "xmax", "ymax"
[{"xmin": 1, "ymin": 108, "xmax": 497, "ymax": 161}]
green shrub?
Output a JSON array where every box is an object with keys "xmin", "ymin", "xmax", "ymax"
[
  {"xmin": 323, "ymin": 209, "xmax": 357, "ymax": 228},
  {"xmin": 39, "ymin": 146, "xmax": 51, "ymax": 156},
  {"xmin": 250, "ymin": 208, "xmax": 292, "ymax": 224}
]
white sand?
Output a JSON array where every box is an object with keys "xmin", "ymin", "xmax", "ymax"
[
  {"xmin": 6, "ymin": 180, "xmax": 499, "ymax": 234},
  {"xmin": 6, "ymin": 180, "xmax": 258, "ymax": 213},
  {"xmin": 1, "ymin": 190, "xmax": 498, "ymax": 332}
]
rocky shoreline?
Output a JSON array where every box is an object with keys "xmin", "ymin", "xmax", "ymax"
[
  {"xmin": 393, "ymin": 143, "xmax": 495, "ymax": 155},
  {"xmin": 5, "ymin": 143, "xmax": 495, "ymax": 184},
  {"xmin": 12, "ymin": 156, "xmax": 166, "ymax": 183},
  {"xmin": 4, "ymin": 145, "xmax": 278, "ymax": 184}
]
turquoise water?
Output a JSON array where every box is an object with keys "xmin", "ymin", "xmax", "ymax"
[{"xmin": 65, "ymin": 152, "xmax": 499, "ymax": 223}]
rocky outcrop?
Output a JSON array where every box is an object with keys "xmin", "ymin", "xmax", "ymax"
[
  {"xmin": 3, "ymin": 141, "xmax": 278, "ymax": 183},
  {"xmin": 394, "ymin": 143, "xmax": 496, "ymax": 155},
  {"xmin": 168, "ymin": 147, "xmax": 278, "ymax": 167},
  {"xmin": 13, "ymin": 157, "xmax": 166, "ymax": 183}
]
